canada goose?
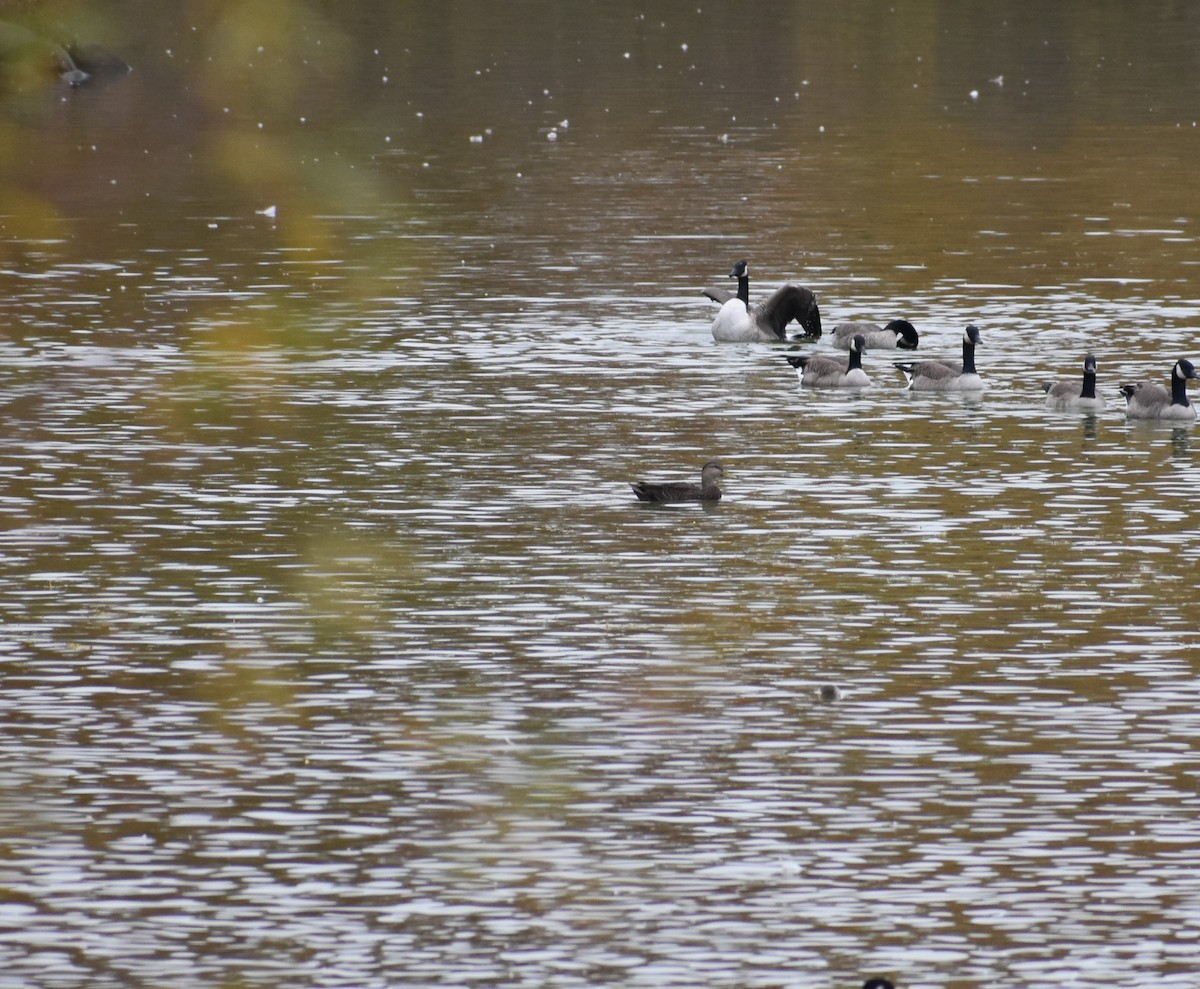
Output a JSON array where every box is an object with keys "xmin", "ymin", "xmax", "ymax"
[
  {"xmin": 894, "ymin": 325, "xmax": 984, "ymax": 392},
  {"xmin": 630, "ymin": 461, "xmax": 724, "ymax": 503},
  {"xmin": 785, "ymin": 334, "xmax": 871, "ymax": 388},
  {"xmin": 1042, "ymin": 354, "xmax": 1106, "ymax": 412},
  {"xmin": 861, "ymin": 980, "xmax": 895, "ymax": 989},
  {"xmin": 1119, "ymin": 358, "xmax": 1199, "ymax": 421},
  {"xmin": 830, "ymin": 318, "xmax": 918, "ymax": 350},
  {"xmin": 704, "ymin": 260, "xmax": 822, "ymax": 342}
]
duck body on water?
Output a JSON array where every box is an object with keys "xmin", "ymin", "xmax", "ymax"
[
  {"xmin": 894, "ymin": 325, "xmax": 984, "ymax": 392},
  {"xmin": 705, "ymin": 260, "xmax": 822, "ymax": 342},
  {"xmin": 630, "ymin": 461, "xmax": 724, "ymax": 503},
  {"xmin": 1120, "ymin": 358, "xmax": 1199, "ymax": 420}
]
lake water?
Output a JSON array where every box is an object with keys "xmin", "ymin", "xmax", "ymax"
[{"xmin": 2, "ymin": 3, "xmax": 1200, "ymax": 987}]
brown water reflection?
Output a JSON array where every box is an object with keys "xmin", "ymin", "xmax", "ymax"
[{"xmin": 3, "ymin": 2, "xmax": 1200, "ymax": 988}]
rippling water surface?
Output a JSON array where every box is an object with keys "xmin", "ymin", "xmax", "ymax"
[{"xmin": 3, "ymin": 3, "xmax": 1200, "ymax": 987}]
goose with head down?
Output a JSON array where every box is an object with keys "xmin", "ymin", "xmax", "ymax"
[
  {"xmin": 829, "ymin": 318, "xmax": 918, "ymax": 351},
  {"xmin": 704, "ymin": 260, "xmax": 822, "ymax": 342}
]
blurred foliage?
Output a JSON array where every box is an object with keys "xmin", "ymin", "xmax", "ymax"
[
  {"xmin": 0, "ymin": 0, "xmax": 417, "ymax": 369},
  {"xmin": 0, "ymin": 0, "xmax": 391, "ymax": 266}
]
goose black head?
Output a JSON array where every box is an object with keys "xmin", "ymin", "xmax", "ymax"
[{"xmin": 887, "ymin": 319, "xmax": 919, "ymax": 349}]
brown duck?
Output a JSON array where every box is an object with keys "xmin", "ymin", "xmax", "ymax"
[{"xmin": 630, "ymin": 461, "xmax": 724, "ymax": 503}]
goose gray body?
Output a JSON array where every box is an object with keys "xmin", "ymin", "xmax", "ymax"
[
  {"xmin": 1120, "ymin": 358, "xmax": 1198, "ymax": 421},
  {"xmin": 830, "ymin": 318, "xmax": 918, "ymax": 350},
  {"xmin": 894, "ymin": 325, "xmax": 984, "ymax": 392},
  {"xmin": 1043, "ymin": 354, "xmax": 1106, "ymax": 412},
  {"xmin": 705, "ymin": 260, "xmax": 822, "ymax": 342},
  {"xmin": 631, "ymin": 461, "xmax": 724, "ymax": 503},
  {"xmin": 786, "ymin": 334, "xmax": 871, "ymax": 387}
]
